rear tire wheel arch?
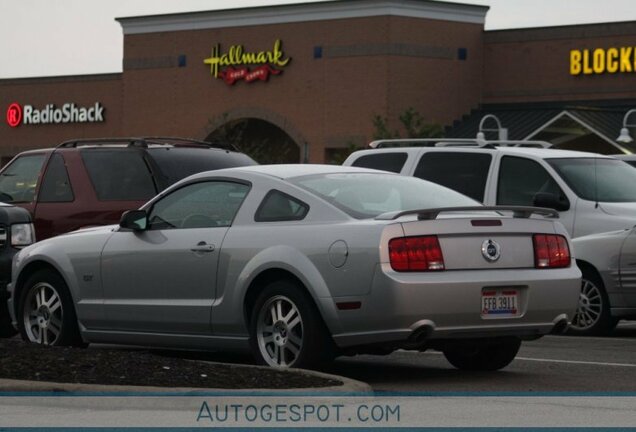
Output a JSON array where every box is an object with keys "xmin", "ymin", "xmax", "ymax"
[{"xmin": 248, "ymin": 279, "xmax": 334, "ymax": 369}]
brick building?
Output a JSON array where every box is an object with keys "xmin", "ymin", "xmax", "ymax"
[{"xmin": 2, "ymin": 0, "xmax": 636, "ymax": 165}]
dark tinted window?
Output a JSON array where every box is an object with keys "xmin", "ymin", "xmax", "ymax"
[
  {"xmin": 39, "ymin": 153, "xmax": 73, "ymax": 202},
  {"xmin": 351, "ymin": 153, "xmax": 407, "ymax": 173},
  {"xmin": 148, "ymin": 181, "xmax": 249, "ymax": 229},
  {"xmin": 255, "ymin": 190, "xmax": 309, "ymax": 222},
  {"xmin": 0, "ymin": 154, "xmax": 46, "ymax": 203},
  {"xmin": 498, "ymin": 156, "xmax": 564, "ymax": 206},
  {"xmin": 81, "ymin": 150, "xmax": 157, "ymax": 201},
  {"xmin": 548, "ymin": 158, "xmax": 636, "ymax": 202},
  {"xmin": 147, "ymin": 147, "xmax": 257, "ymax": 189},
  {"xmin": 413, "ymin": 152, "xmax": 491, "ymax": 202}
]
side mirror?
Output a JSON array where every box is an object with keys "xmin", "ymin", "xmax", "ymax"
[
  {"xmin": 119, "ymin": 210, "xmax": 148, "ymax": 231},
  {"xmin": 533, "ymin": 192, "xmax": 570, "ymax": 212}
]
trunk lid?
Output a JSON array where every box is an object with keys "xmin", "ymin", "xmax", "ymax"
[{"xmin": 398, "ymin": 216, "xmax": 557, "ymax": 270}]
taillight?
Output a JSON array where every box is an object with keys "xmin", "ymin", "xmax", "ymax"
[
  {"xmin": 533, "ymin": 234, "xmax": 571, "ymax": 268},
  {"xmin": 389, "ymin": 235, "xmax": 445, "ymax": 272}
]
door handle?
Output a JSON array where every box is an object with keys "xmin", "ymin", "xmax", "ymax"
[{"xmin": 191, "ymin": 241, "xmax": 215, "ymax": 253}]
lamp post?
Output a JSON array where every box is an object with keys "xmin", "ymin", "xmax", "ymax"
[
  {"xmin": 616, "ymin": 109, "xmax": 636, "ymax": 144},
  {"xmin": 476, "ymin": 114, "xmax": 508, "ymax": 143}
]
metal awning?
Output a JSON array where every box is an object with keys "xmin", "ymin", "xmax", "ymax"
[{"xmin": 445, "ymin": 103, "xmax": 636, "ymax": 154}]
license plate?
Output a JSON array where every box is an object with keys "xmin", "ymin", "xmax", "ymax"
[{"xmin": 481, "ymin": 289, "xmax": 518, "ymax": 316}]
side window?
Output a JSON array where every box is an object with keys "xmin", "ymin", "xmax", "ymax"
[
  {"xmin": 497, "ymin": 156, "xmax": 564, "ymax": 206},
  {"xmin": 351, "ymin": 153, "xmax": 407, "ymax": 173},
  {"xmin": 148, "ymin": 181, "xmax": 250, "ymax": 230},
  {"xmin": 38, "ymin": 154, "xmax": 74, "ymax": 203},
  {"xmin": 255, "ymin": 190, "xmax": 309, "ymax": 222},
  {"xmin": 0, "ymin": 154, "xmax": 46, "ymax": 203},
  {"xmin": 413, "ymin": 152, "xmax": 492, "ymax": 202},
  {"xmin": 81, "ymin": 150, "xmax": 156, "ymax": 201}
]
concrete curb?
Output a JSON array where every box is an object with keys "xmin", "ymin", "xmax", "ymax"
[{"xmin": 0, "ymin": 362, "xmax": 372, "ymax": 394}]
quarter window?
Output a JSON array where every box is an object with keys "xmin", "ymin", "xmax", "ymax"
[
  {"xmin": 255, "ymin": 190, "xmax": 309, "ymax": 222},
  {"xmin": 0, "ymin": 154, "xmax": 46, "ymax": 203},
  {"xmin": 497, "ymin": 156, "xmax": 564, "ymax": 206},
  {"xmin": 413, "ymin": 152, "xmax": 492, "ymax": 202},
  {"xmin": 148, "ymin": 181, "xmax": 250, "ymax": 230},
  {"xmin": 81, "ymin": 150, "xmax": 156, "ymax": 201},
  {"xmin": 39, "ymin": 154, "xmax": 74, "ymax": 203}
]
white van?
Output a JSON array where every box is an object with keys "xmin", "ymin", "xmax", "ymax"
[{"xmin": 344, "ymin": 140, "xmax": 636, "ymax": 238}]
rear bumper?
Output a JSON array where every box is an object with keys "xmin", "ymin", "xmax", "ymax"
[{"xmin": 329, "ymin": 264, "xmax": 581, "ymax": 348}]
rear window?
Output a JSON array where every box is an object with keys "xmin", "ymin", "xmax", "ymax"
[
  {"xmin": 350, "ymin": 152, "xmax": 407, "ymax": 173},
  {"xmin": 413, "ymin": 152, "xmax": 492, "ymax": 202},
  {"xmin": 148, "ymin": 147, "xmax": 257, "ymax": 189},
  {"xmin": 81, "ymin": 150, "xmax": 157, "ymax": 201},
  {"xmin": 291, "ymin": 173, "xmax": 477, "ymax": 219}
]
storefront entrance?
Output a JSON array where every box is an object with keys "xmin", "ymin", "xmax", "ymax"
[{"xmin": 206, "ymin": 118, "xmax": 300, "ymax": 164}]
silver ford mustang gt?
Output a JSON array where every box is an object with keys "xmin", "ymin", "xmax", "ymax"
[{"xmin": 8, "ymin": 165, "xmax": 580, "ymax": 370}]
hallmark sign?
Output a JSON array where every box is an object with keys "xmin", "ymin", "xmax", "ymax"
[{"xmin": 203, "ymin": 40, "xmax": 291, "ymax": 85}]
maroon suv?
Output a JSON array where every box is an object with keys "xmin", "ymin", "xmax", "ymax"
[{"xmin": 0, "ymin": 137, "xmax": 256, "ymax": 240}]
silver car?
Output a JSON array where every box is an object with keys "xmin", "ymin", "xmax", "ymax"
[
  {"xmin": 9, "ymin": 165, "xmax": 580, "ymax": 370},
  {"xmin": 571, "ymin": 228, "xmax": 636, "ymax": 335}
]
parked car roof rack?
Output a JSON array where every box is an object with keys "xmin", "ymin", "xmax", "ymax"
[
  {"xmin": 369, "ymin": 138, "xmax": 475, "ymax": 148},
  {"xmin": 57, "ymin": 136, "xmax": 238, "ymax": 151},
  {"xmin": 137, "ymin": 136, "xmax": 238, "ymax": 151},
  {"xmin": 369, "ymin": 138, "xmax": 552, "ymax": 149}
]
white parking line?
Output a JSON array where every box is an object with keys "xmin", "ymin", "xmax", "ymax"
[
  {"xmin": 545, "ymin": 335, "xmax": 636, "ymax": 343},
  {"xmin": 514, "ymin": 357, "xmax": 636, "ymax": 368},
  {"xmin": 418, "ymin": 351, "xmax": 636, "ymax": 368}
]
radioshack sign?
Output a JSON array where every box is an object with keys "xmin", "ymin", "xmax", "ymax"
[{"xmin": 6, "ymin": 102, "xmax": 105, "ymax": 127}]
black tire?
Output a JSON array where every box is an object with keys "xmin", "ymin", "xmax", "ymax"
[
  {"xmin": 17, "ymin": 269, "xmax": 84, "ymax": 347},
  {"xmin": 248, "ymin": 279, "xmax": 334, "ymax": 369},
  {"xmin": 568, "ymin": 267, "xmax": 617, "ymax": 336},
  {"xmin": 0, "ymin": 299, "xmax": 17, "ymax": 338},
  {"xmin": 443, "ymin": 337, "xmax": 521, "ymax": 371}
]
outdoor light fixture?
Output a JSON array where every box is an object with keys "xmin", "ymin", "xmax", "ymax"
[
  {"xmin": 616, "ymin": 109, "xmax": 636, "ymax": 144},
  {"xmin": 476, "ymin": 114, "xmax": 507, "ymax": 143}
]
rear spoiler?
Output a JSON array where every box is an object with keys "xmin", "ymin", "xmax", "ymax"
[{"xmin": 375, "ymin": 206, "xmax": 559, "ymax": 221}]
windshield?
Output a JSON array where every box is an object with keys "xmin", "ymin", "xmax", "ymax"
[
  {"xmin": 548, "ymin": 158, "xmax": 636, "ymax": 202},
  {"xmin": 291, "ymin": 173, "xmax": 478, "ymax": 219},
  {"xmin": 0, "ymin": 154, "xmax": 46, "ymax": 203}
]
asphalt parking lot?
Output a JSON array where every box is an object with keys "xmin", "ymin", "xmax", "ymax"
[
  {"xmin": 326, "ymin": 322, "xmax": 636, "ymax": 392},
  {"xmin": 146, "ymin": 322, "xmax": 636, "ymax": 393}
]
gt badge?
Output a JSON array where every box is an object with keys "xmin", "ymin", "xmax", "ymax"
[{"xmin": 481, "ymin": 239, "xmax": 501, "ymax": 262}]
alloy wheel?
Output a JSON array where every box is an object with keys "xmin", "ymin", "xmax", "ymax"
[
  {"xmin": 23, "ymin": 282, "xmax": 64, "ymax": 345},
  {"xmin": 571, "ymin": 278, "xmax": 603, "ymax": 331},
  {"xmin": 256, "ymin": 295, "xmax": 303, "ymax": 367}
]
